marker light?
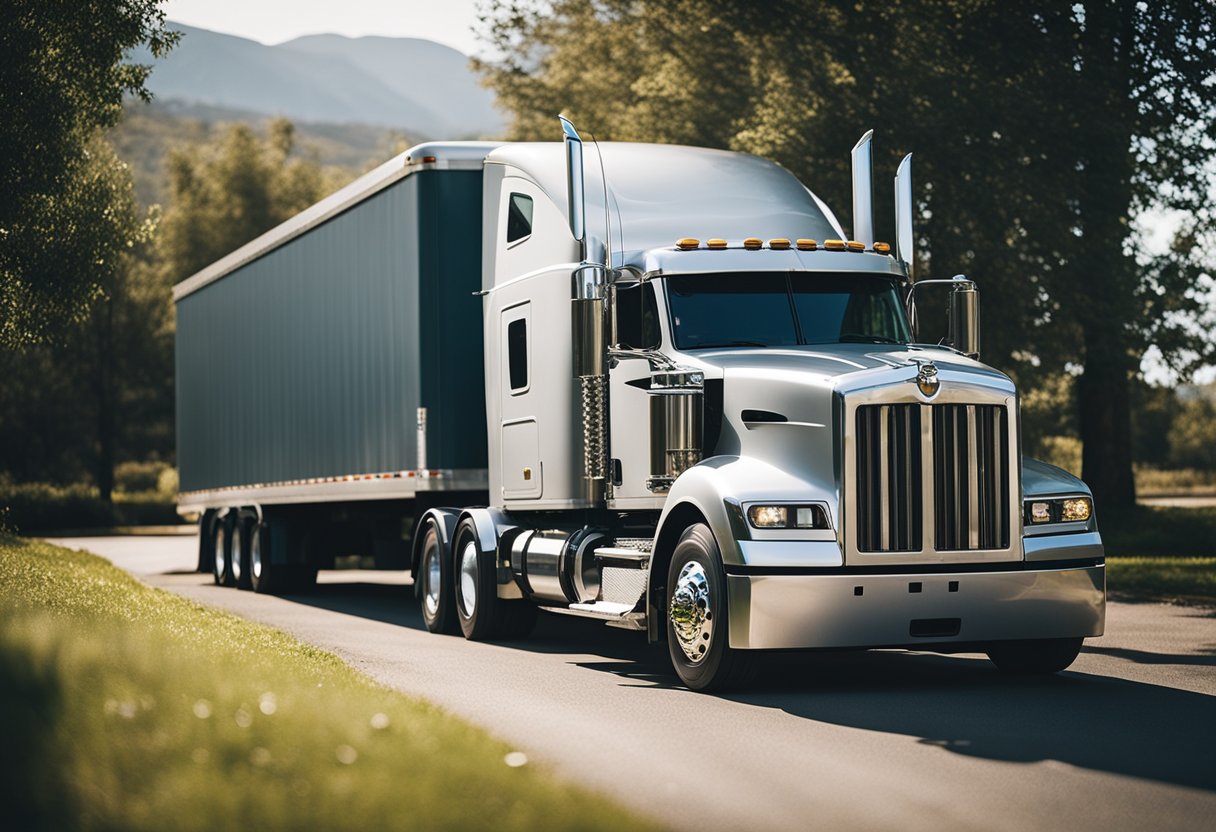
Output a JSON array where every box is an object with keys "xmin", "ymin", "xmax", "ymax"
[
  {"xmin": 1029, "ymin": 502, "xmax": 1052, "ymax": 524},
  {"xmin": 824, "ymin": 239, "xmax": 846, "ymax": 251},
  {"xmin": 707, "ymin": 238, "xmax": 728, "ymax": 249},
  {"xmin": 676, "ymin": 238, "xmax": 700, "ymax": 250},
  {"xmin": 846, "ymin": 241, "xmax": 866, "ymax": 252},
  {"xmin": 1061, "ymin": 498, "xmax": 1092, "ymax": 522},
  {"xmin": 743, "ymin": 237, "xmax": 763, "ymax": 250},
  {"xmin": 769, "ymin": 238, "xmax": 791, "ymax": 250},
  {"xmin": 796, "ymin": 239, "xmax": 818, "ymax": 251},
  {"xmin": 873, "ymin": 242, "xmax": 891, "ymax": 254}
]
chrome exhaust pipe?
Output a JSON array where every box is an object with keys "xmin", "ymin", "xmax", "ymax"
[
  {"xmin": 894, "ymin": 153, "xmax": 914, "ymax": 282},
  {"xmin": 851, "ymin": 130, "xmax": 875, "ymax": 247}
]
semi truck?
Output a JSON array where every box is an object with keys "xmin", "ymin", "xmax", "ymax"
[{"xmin": 175, "ymin": 121, "xmax": 1105, "ymax": 691}]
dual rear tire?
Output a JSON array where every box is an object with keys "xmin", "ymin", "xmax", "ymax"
[{"xmin": 209, "ymin": 511, "xmax": 315, "ymax": 594}]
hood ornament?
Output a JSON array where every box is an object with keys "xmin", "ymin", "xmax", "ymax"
[{"xmin": 915, "ymin": 361, "xmax": 940, "ymax": 398}]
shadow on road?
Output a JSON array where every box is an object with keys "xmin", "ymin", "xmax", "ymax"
[{"xmin": 233, "ymin": 574, "xmax": 1216, "ymax": 794}]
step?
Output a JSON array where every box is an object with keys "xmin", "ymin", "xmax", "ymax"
[
  {"xmin": 594, "ymin": 546, "xmax": 651, "ymax": 567},
  {"xmin": 541, "ymin": 601, "xmax": 647, "ymax": 631}
]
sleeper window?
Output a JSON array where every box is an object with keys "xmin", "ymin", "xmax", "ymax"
[
  {"xmin": 507, "ymin": 317, "xmax": 528, "ymax": 391},
  {"xmin": 507, "ymin": 193, "xmax": 534, "ymax": 244}
]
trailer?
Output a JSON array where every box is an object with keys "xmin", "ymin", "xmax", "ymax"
[{"xmin": 177, "ymin": 124, "xmax": 1104, "ymax": 690}]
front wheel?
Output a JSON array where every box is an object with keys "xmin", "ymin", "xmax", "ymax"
[
  {"xmin": 986, "ymin": 637, "xmax": 1084, "ymax": 674},
  {"xmin": 666, "ymin": 523, "xmax": 754, "ymax": 691}
]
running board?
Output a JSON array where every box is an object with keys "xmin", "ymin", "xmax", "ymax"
[{"xmin": 541, "ymin": 602, "xmax": 648, "ymax": 631}]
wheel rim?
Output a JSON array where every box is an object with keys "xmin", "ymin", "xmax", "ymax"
[
  {"xmin": 670, "ymin": 560, "xmax": 713, "ymax": 663},
  {"xmin": 213, "ymin": 528, "xmax": 225, "ymax": 577},
  {"xmin": 458, "ymin": 540, "xmax": 478, "ymax": 618},
  {"xmin": 251, "ymin": 530, "xmax": 262, "ymax": 580},
  {"xmin": 424, "ymin": 543, "xmax": 442, "ymax": 617},
  {"xmin": 231, "ymin": 524, "xmax": 243, "ymax": 581}
]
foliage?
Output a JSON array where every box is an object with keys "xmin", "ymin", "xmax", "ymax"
[
  {"xmin": 1106, "ymin": 557, "xmax": 1216, "ymax": 605},
  {"xmin": 0, "ymin": 479, "xmax": 180, "ymax": 532},
  {"xmin": 0, "ymin": 0, "xmax": 178, "ymax": 346},
  {"xmin": 1135, "ymin": 466, "xmax": 1216, "ymax": 496},
  {"xmin": 1167, "ymin": 386, "xmax": 1216, "ymax": 469},
  {"xmin": 1100, "ymin": 505, "xmax": 1216, "ymax": 558},
  {"xmin": 476, "ymin": 0, "xmax": 1216, "ymax": 508},
  {"xmin": 0, "ymin": 537, "xmax": 658, "ymax": 830},
  {"xmin": 156, "ymin": 119, "xmax": 345, "ymax": 283}
]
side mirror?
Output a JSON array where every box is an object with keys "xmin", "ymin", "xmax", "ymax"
[{"xmin": 905, "ymin": 274, "xmax": 981, "ymax": 360}]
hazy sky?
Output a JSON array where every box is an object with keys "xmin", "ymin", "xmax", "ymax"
[{"xmin": 162, "ymin": 0, "xmax": 485, "ymax": 56}]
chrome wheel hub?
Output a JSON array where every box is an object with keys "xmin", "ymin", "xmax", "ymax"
[
  {"xmin": 424, "ymin": 545, "xmax": 442, "ymax": 617},
  {"xmin": 458, "ymin": 541, "xmax": 478, "ymax": 618},
  {"xmin": 251, "ymin": 531, "xmax": 262, "ymax": 580},
  {"xmin": 213, "ymin": 531, "xmax": 224, "ymax": 577},
  {"xmin": 670, "ymin": 561, "xmax": 712, "ymax": 663},
  {"xmin": 231, "ymin": 525, "xmax": 243, "ymax": 581}
]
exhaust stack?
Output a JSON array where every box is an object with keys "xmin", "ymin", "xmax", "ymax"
[
  {"xmin": 851, "ymin": 130, "xmax": 875, "ymax": 247},
  {"xmin": 894, "ymin": 153, "xmax": 914, "ymax": 282},
  {"xmin": 560, "ymin": 116, "xmax": 586, "ymax": 258}
]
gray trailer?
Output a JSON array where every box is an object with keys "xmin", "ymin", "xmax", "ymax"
[{"xmin": 178, "ymin": 126, "xmax": 1105, "ymax": 690}]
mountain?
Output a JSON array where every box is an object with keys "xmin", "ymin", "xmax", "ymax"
[{"xmin": 133, "ymin": 23, "xmax": 503, "ymax": 139}]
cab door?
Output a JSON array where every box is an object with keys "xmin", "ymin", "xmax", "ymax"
[{"xmin": 499, "ymin": 300, "xmax": 542, "ymax": 500}]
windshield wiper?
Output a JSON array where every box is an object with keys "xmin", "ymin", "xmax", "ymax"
[
  {"xmin": 688, "ymin": 339, "xmax": 770, "ymax": 349},
  {"xmin": 838, "ymin": 334, "xmax": 904, "ymax": 344}
]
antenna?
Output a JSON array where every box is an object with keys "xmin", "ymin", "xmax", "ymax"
[{"xmin": 587, "ymin": 130, "xmax": 613, "ymax": 274}]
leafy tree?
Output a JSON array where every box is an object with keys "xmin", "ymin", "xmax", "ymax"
[
  {"xmin": 477, "ymin": 0, "xmax": 1216, "ymax": 508},
  {"xmin": 157, "ymin": 119, "xmax": 337, "ymax": 283},
  {"xmin": 0, "ymin": 0, "xmax": 177, "ymax": 346}
]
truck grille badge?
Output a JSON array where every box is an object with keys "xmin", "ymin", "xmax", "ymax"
[{"xmin": 916, "ymin": 362, "xmax": 940, "ymax": 398}]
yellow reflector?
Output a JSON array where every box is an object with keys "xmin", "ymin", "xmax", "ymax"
[
  {"xmin": 796, "ymin": 239, "xmax": 818, "ymax": 251},
  {"xmin": 873, "ymin": 241, "xmax": 891, "ymax": 254},
  {"xmin": 676, "ymin": 238, "xmax": 700, "ymax": 250},
  {"xmin": 707, "ymin": 238, "xmax": 728, "ymax": 249},
  {"xmin": 743, "ymin": 237, "xmax": 763, "ymax": 250},
  {"xmin": 824, "ymin": 239, "xmax": 846, "ymax": 251},
  {"xmin": 769, "ymin": 238, "xmax": 791, "ymax": 250},
  {"xmin": 846, "ymin": 240, "xmax": 865, "ymax": 252}
]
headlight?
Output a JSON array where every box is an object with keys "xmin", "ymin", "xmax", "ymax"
[
  {"xmin": 1024, "ymin": 497, "xmax": 1092, "ymax": 525},
  {"xmin": 747, "ymin": 504, "xmax": 830, "ymax": 529}
]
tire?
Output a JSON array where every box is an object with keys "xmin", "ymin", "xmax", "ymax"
[
  {"xmin": 231, "ymin": 514, "xmax": 253, "ymax": 590},
  {"xmin": 453, "ymin": 519, "xmax": 537, "ymax": 641},
  {"xmin": 418, "ymin": 521, "xmax": 458, "ymax": 634},
  {"xmin": 666, "ymin": 523, "xmax": 754, "ymax": 691},
  {"xmin": 198, "ymin": 510, "xmax": 217, "ymax": 573},
  {"xmin": 212, "ymin": 513, "xmax": 236, "ymax": 588},
  {"xmin": 249, "ymin": 521, "xmax": 281, "ymax": 594},
  {"xmin": 987, "ymin": 637, "xmax": 1084, "ymax": 674}
]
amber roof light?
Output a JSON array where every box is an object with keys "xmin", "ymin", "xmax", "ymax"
[
  {"xmin": 796, "ymin": 239, "xmax": 818, "ymax": 251},
  {"xmin": 769, "ymin": 238, "xmax": 791, "ymax": 250},
  {"xmin": 676, "ymin": 238, "xmax": 700, "ymax": 250}
]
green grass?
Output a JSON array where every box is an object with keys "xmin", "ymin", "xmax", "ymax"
[
  {"xmin": 1107, "ymin": 557, "xmax": 1216, "ymax": 606},
  {"xmin": 1100, "ymin": 505, "xmax": 1216, "ymax": 558},
  {"xmin": 0, "ymin": 536, "xmax": 661, "ymax": 832}
]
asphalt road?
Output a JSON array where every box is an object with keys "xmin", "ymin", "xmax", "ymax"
[{"xmin": 50, "ymin": 535, "xmax": 1216, "ymax": 832}]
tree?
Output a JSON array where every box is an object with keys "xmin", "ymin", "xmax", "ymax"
[
  {"xmin": 0, "ymin": 0, "xmax": 177, "ymax": 346},
  {"xmin": 478, "ymin": 0, "xmax": 1216, "ymax": 508}
]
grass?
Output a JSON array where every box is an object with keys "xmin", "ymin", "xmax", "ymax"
[
  {"xmin": 0, "ymin": 536, "xmax": 661, "ymax": 832},
  {"xmin": 1135, "ymin": 466, "xmax": 1216, "ymax": 496},
  {"xmin": 1100, "ymin": 505, "xmax": 1216, "ymax": 558},
  {"xmin": 1107, "ymin": 557, "xmax": 1216, "ymax": 606}
]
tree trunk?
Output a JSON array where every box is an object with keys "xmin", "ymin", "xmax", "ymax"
[{"xmin": 94, "ymin": 297, "xmax": 116, "ymax": 504}]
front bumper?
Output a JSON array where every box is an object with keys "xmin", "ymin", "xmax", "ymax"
[{"xmin": 726, "ymin": 562, "xmax": 1105, "ymax": 650}]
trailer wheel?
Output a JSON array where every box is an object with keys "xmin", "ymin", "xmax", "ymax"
[
  {"xmin": 986, "ymin": 637, "xmax": 1083, "ymax": 674},
  {"xmin": 197, "ymin": 510, "xmax": 217, "ymax": 573},
  {"xmin": 249, "ymin": 521, "xmax": 280, "ymax": 594},
  {"xmin": 453, "ymin": 519, "xmax": 536, "ymax": 641},
  {"xmin": 419, "ymin": 521, "xmax": 457, "ymax": 634},
  {"xmin": 231, "ymin": 513, "xmax": 253, "ymax": 590},
  {"xmin": 666, "ymin": 523, "xmax": 754, "ymax": 692},
  {"xmin": 213, "ymin": 513, "xmax": 236, "ymax": 588}
]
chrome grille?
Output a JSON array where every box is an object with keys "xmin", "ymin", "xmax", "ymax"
[
  {"xmin": 856, "ymin": 404, "xmax": 923, "ymax": 552},
  {"xmin": 933, "ymin": 404, "xmax": 1010, "ymax": 551},
  {"xmin": 855, "ymin": 402, "xmax": 1010, "ymax": 554}
]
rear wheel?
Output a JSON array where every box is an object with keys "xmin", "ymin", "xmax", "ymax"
[
  {"xmin": 987, "ymin": 637, "xmax": 1083, "ymax": 674},
  {"xmin": 418, "ymin": 522, "xmax": 457, "ymax": 634},
  {"xmin": 212, "ymin": 514, "xmax": 235, "ymax": 587},
  {"xmin": 666, "ymin": 523, "xmax": 754, "ymax": 691},
  {"xmin": 249, "ymin": 521, "xmax": 280, "ymax": 594},
  {"xmin": 231, "ymin": 514, "xmax": 252, "ymax": 590},
  {"xmin": 453, "ymin": 519, "xmax": 536, "ymax": 641}
]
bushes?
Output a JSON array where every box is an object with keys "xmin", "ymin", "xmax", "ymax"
[{"xmin": 0, "ymin": 477, "xmax": 180, "ymax": 533}]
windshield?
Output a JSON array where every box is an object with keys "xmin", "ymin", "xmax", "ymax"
[{"xmin": 666, "ymin": 272, "xmax": 911, "ymax": 350}]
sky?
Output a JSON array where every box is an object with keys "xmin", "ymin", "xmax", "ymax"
[{"xmin": 162, "ymin": 0, "xmax": 485, "ymax": 56}]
